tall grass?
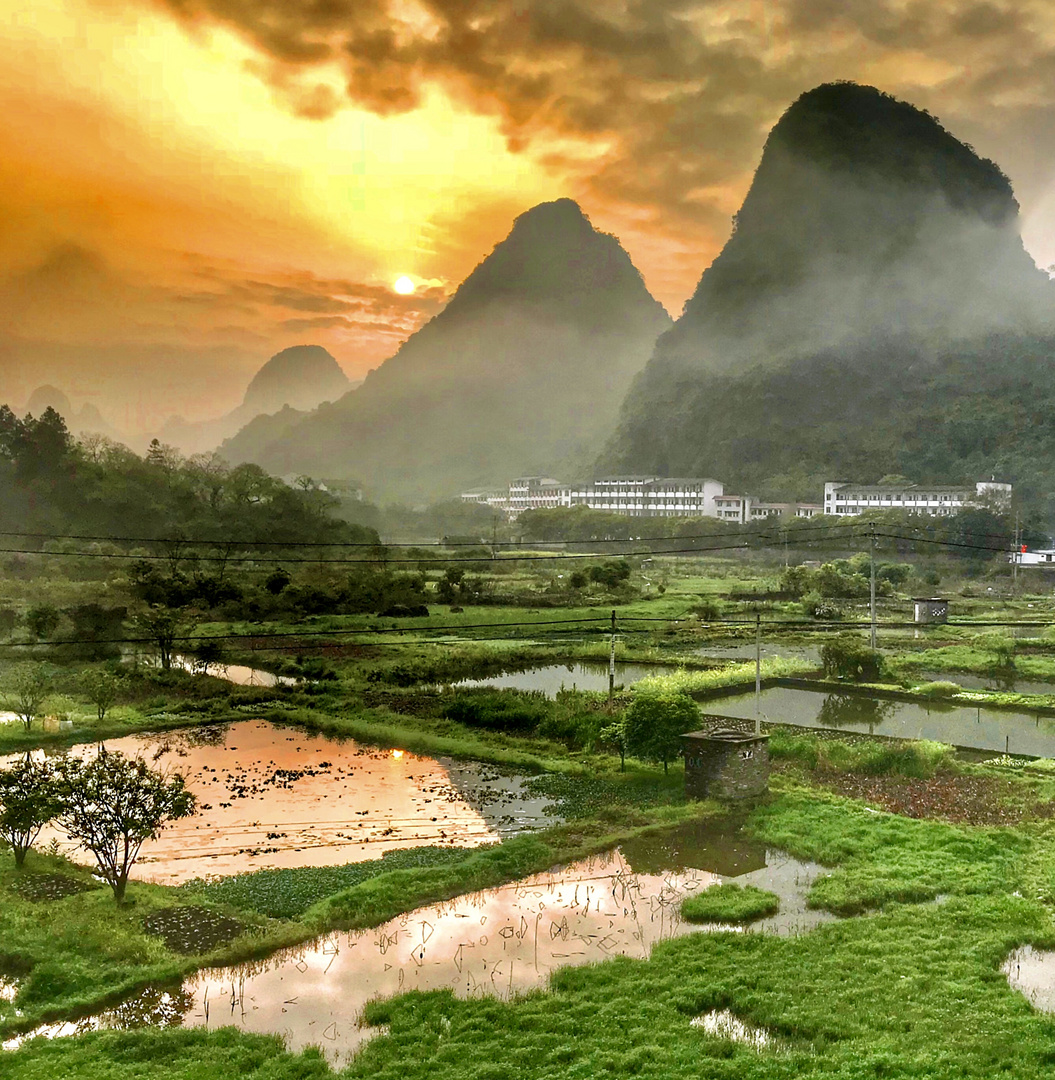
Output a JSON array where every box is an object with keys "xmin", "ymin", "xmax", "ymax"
[{"xmin": 634, "ymin": 657, "xmax": 815, "ymax": 696}]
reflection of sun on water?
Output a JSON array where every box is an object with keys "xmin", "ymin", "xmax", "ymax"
[{"xmin": 391, "ymin": 749, "xmax": 404, "ymax": 759}]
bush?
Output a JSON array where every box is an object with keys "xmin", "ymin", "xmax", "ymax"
[
  {"xmin": 821, "ymin": 634, "xmax": 885, "ymax": 681},
  {"xmin": 769, "ymin": 730, "xmax": 952, "ymax": 778},
  {"xmin": 537, "ymin": 693, "xmax": 606, "ymax": 749},
  {"xmin": 441, "ymin": 690, "xmax": 549, "ymax": 733},
  {"xmin": 913, "ymin": 681, "xmax": 962, "ymax": 698},
  {"xmin": 802, "ymin": 592, "xmax": 843, "ymax": 620},
  {"xmin": 680, "ymin": 883, "xmax": 780, "ymax": 923},
  {"xmin": 692, "ymin": 598, "xmax": 723, "ymax": 622}
]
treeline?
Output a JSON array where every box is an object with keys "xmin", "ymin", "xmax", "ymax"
[
  {"xmin": 0, "ymin": 406, "xmax": 378, "ymax": 547},
  {"xmin": 516, "ymin": 504, "xmax": 1025, "ymax": 559}
]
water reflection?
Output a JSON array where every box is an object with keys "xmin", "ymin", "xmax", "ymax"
[
  {"xmin": 713, "ymin": 686, "xmax": 1055, "ymax": 756},
  {"xmin": 5, "ymin": 837, "xmax": 829, "ymax": 1065},
  {"xmin": 2, "ymin": 986, "xmax": 193, "ymax": 1050},
  {"xmin": 450, "ymin": 662, "xmax": 673, "ymax": 697},
  {"xmin": 1003, "ymin": 945, "xmax": 1055, "ymax": 1012},
  {"xmin": 691, "ymin": 1009, "xmax": 773, "ymax": 1049},
  {"xmin": 2, "ymin": 721, "xmax": 558, "ymax": 883},
  {"xmin": 127, "ymin": 653, "xmax": 295, "ymax": 688}
]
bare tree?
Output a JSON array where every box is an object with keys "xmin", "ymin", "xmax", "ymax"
[{"xmin": 57, "ymin": 751, "xmax": 196, "ymax": 904}]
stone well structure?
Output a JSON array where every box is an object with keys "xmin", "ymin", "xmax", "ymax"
[{"xmin": 682, "ymin": 725, "xmax": 770, "ymax": 801}]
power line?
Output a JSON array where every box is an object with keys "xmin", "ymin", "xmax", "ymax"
[
  {"xmin": 0, "ymin": 518, "xmax": 870, "ymax": 549},
  {"xmin": 2, "ymin": 613, "xmax": 1053, "ymax": 654},
  {"xmin": 0, "ymin": 527, "xmax": 879, "ymax": 565}
]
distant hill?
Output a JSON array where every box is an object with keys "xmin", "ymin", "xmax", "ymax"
[
  {"xmin": 241, "ymin": 345, "xmax": 351, "ymax": 415},
  {"xmin": 602, "ymin": 82, "xmax": 1055, "ymax": 512},
  {"xmin": 220, "ymin": 199, "xmax": 671, "ymax": 503},
  {"xmin": 159, "ymin": 345, "xmax": 353, "ymax": 456},
  {"xmin": 21, "ymin": 385, "xmax": 118, "ymax": 440}
]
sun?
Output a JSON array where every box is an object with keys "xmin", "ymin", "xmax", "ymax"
[{"xmin": 393, "ymin": 275, "xmax": 415, "ymax": 295}]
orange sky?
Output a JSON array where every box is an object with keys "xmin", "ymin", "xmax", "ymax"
[{"xmin": 2, "ymin": 0, "xmax": 1055, "ymax": 432}]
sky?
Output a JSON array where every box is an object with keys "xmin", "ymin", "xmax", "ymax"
[{"xmin": 3, "ymin": 0, "xmax": 1055, "ymax": 433}]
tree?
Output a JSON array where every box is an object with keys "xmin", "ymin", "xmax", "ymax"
[
  {"xmin": 623, "ymin": 691, "xmax": 700, "ymax": 773},
  {"xmin": 25, "ymin": 604, "xmax": 61, "ymax": 640},
  {"xmin": 599, "ymin": 717, "xmax": 628, "ymax": 771},
  {"xmin": 0, "ymin": 756, "xmax": 62, "ymax": 867},
  {"xmin": 57, "ymin": 751, "xmax": 196, "ymax": 904},
  {"xmin": 4, "ymin": 664, "xmax": 50, "ymax": 731},
  {"xmin": 821, "ymin": 634, "xmax": 885, "ymax": 682},
  {"xmin": 133, "ymin": 605, "xmax": 197, "ymax": 670},
  {"xmin": 80, "ymin": 669, "xmax": 120, "ymax": 721},
  {"xmin": 264, "ymin": 567, "xmax": 292, "ymax": 595}
]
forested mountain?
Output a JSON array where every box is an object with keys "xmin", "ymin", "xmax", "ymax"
[
  {"xmin": 221, "ymin": 199, "xmax": 671, "ymax": 503},
  {"xmin": 0, "ymin": 406, "xmax": 374, "ymax": 544},
  {"xmin": 602, "ymin": 83, "xmax": 1055, "ymax": 512},
  {"xmin": 157, "ymin": 345, "xmax": 353, "ymax": 457}
]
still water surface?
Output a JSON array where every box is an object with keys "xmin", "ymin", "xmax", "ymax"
[
  {"xmin": 451, "ymin": 662, "xmax": 678, "ymax": 696},
  {"xmin": 4, "ymin": 824, "xmax": 829, "ymax": 1065},
  {"xmin": 713, "ymin": 686, "xmax": 1055, "ymax": 756},
  {"xmin": 4, "ymin": 720, "xmax": 556, "ymax": 883}
]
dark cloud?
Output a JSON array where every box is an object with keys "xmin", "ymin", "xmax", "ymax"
[{"xmin": 142, "ymin": 0, "xmax": 1055, "ymax": 252}]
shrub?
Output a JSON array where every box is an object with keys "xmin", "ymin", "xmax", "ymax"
[
  {"xmin": 821, "ymin": 634, "xmax": 885, "ymax": 681},
  {"xmin": 441, "ymin": 690, "xmax": 549, "ymax": 733},
  {"xmin": 537, "ymin": 696, "xmax": 605, "ymax": 749},
  {"xmin": 914, "ymin": 681, "xmax": 962, "ymax": 698},
  {"xmin": 771, "ymin": 731, "xmax": 952, "ymax": 779},
  {"xmin": 693, "ymin": 598, "xmax": 723, "ymax": 622},
  {"xmin": 803, "ymin": 592, "xmax": 843, "ymax": 620}
]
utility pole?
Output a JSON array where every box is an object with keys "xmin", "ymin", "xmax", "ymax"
[
  {"xmin": 755, "ymin": 611, "xmax": 761, "ymax": 735},
  {"xmin": 1012, "ymin": 511, "xmax": 1020, "ymax": 595},
  {"xmin": 608, "ymin": 609, "xmax": 617, "ymax": 706},
  {"xmin": 869, "ymin": 523, "xmax": 877, "ymax": 651}
]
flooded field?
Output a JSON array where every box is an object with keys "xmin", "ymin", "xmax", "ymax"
[
  {"xmin": 712, "ymin": 685, "xmax": 1055, "ymax": 756},
  {"xmin": 912, "ymin": 671, "xmax": 1055, "ymax": 696},
  {"xmin": 697, "ymin": 642, "xmax": 822, "ymax": 665},
  {"xmin": 3, "ymin": 823, "xmax": 829, "ymax": 1065},
  {"xmin": 135, "ymin": 654, "xmax": 295, "ymax": 688},
  {"xmin": 3, "ymin": 721, "xmax": 557, "ymax": 883},
  {"xmin": 1003, "ymin": 945, "xmax": 1055, "ymax": 1012},
  {"xmin": 450, "ymin": 661, "xmax": 678, "ymax": 696}
]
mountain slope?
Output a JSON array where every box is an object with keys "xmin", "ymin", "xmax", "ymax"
[
  {"xmin": 159, "ymin": 345, "xmax": 352, "ymax": 457},
  {"xmin": 603, "ymin": 82, "xmax": 1055, "ymax": 507},
  {"xmin": 242, "ymin": 345, "xmax": 350, "ymax": 415},
  {"xmin": 222, "ymin": 199, "xmax": 671, "ymax": 501}
]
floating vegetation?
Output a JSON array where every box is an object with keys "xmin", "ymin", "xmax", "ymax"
[
  {"xmin": 8, "ymin": 873, "xmax": 98, "ymax": 901},
  {"xmin": 142, "ymin": 907, "xmax": 244, "ymax": 954},
  {"xmin": 185, "ymin": 845, "xmax": 474, "ymax": 919}
]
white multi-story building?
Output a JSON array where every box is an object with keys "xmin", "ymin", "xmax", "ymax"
[
  {"xmin": 823, "ymin": 480, "xmax": 1012, "ymax": 518},
  {"xmin": 463, "ymin": 475, "xmax": 725, "ymax": 519},
  {"xmin": 558, "ymin": 476, "xmax": 725, "ymax": 518},
  {"xmin": 462, "ymin": 476, "xmax": 824, "ymax": 522}
]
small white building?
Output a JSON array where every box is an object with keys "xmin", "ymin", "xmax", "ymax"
[
  {"xmin": 713, "ymin": 495, "xmax": 823, "ymax": 524},
  {"xmin": 1011, "ymin": 548, "xmax": 1055, "ymax": 567},
  {"xmin": 823, "ymin": 480, "xmax": 1012, "ymax": 518}
]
